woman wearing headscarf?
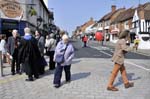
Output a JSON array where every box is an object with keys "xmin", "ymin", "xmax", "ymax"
[
  {"xmin": 107, "ymin": 30, "xmax": 134, "ymax": 91},
  {"xmin": 53, "ymin": 34, "xmax": 74, "ymax": 88}
]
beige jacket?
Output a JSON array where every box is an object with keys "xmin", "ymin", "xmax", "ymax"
[
  {"xmin": 112, "ymin": 39, "xmax": 131, "ymax": 65},
  {"xmin": 45, "ymin": 38, "xmax": 56, "ymax": 51}
]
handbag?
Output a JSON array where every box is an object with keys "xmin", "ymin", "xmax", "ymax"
[{"xmin": 55, "ymin": 44, "xmax": 68, "ymax": 64}]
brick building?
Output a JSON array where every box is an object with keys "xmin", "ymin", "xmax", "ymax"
[{"xmin": 73, "ymin": 17, "xmax": 95, "ymax": 38}]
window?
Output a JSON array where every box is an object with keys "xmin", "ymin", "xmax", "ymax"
[
  {"xmin": 134, "ymin": 22, "xmax": 136, "ymax": 28},
  {"xmin": 100, "ymin": 23, "xmax": 102, "ymax": 27},
  {"xmin": 29, "ymin": 0, "xmax": 34, "ymax": 4},
  {"xmin": 124, "ymin": 21, "xmax": 129, "ymax": 29},
  {"xmin": 136, "ymin": 21, "xmax": 139, "ymax": 27},
  {"xmin": 39, "ymin": 4, "xmax": 42, "ymax": 16}
]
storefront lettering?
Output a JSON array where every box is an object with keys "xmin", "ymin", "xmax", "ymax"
[{"xmin": 0, "ymin": 0, "xmax": 23, "ymax": 18}]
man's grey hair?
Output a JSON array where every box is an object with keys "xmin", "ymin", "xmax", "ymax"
[
  {"xmin": 24, "ymin": 27, "xmax": 31, "ymax": 34},
  {"xmin": 12, "ymin": 29, "xmax": 18, "ymax": 34}
]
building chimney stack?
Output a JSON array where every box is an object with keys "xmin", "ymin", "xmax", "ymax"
[
  {"xmin": 111, "ymin": 5, "xmax": 116, "ymax": 12},
  {"xmin": 139, "ymin": 5, "xmax": 144, "ymax": 19}
]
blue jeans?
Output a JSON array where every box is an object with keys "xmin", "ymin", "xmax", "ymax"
[{"xmin": 53, "ymin": 64, "xmax": 71, "ymax": 85}]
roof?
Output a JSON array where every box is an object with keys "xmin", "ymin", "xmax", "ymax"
[
  {"xmin": 144, "ymin": 10, "xmax": 150, "ymax": 20},
  {"xmin": 111, "ymin": 8, "xmax": 135, "ymax": 24},
  {"xmin": 111, "ymin": 2, "xmax": 150, "ymax": 24},
  {"xmin": 98, "ymin": 8, "xmax": 125, "ymax": 22}
]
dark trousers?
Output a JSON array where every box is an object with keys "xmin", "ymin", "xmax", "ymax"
[
  {"xmin": 11, "ymin": 49, "xmax": 20, "ymax": 73},
  {"xmin": 84, "ymin": 41, "xmax": 87, "ymax": 47},
  {"xmin": 53, "ymin": 64, "xmax": 71, "ymax": 85},
  {"xmin": 22, "ymin": 60, "xmax": 39, "ymax": 79},
  {"xmin": 49, "ymin": 51, "xmax": 55, "ymax": 70}
]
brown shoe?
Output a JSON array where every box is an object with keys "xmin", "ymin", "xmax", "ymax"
[
  {"xmin": 124, "ymin": 82, "xmax": 134, "ymax": 88},
  {"xmin": 107, "ymin": 86, "xmax": 119, "ymax": 91}
]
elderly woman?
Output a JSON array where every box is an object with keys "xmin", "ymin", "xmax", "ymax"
[
  {"xmin": 53, "ymin": 34, "xmax": 74, "ymax": 88},
  {"xmin": 107, "ymin": 30, "xmax": 134, "ymax": 91}
]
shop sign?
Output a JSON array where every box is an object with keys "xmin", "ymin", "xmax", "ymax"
[{"xmin": 0, "ymin": 0, "xmax": 23, "ymax": 18}]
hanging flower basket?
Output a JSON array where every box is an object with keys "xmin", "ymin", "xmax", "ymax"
[{"xmin": 29, "ymin": 7, "xmax": 37, "ymax": 16}]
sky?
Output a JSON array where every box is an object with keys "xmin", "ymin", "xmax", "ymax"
[{"xmin": 48, "ymin": 0, "xmax": 149, "ymax": 35}]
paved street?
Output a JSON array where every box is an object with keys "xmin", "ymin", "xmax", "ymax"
[{"xmin": 0, "ymin": 40, "xmax": 150, "ymax": 99}]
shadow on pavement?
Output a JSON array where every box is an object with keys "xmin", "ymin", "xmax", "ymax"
[
  {"xmin": 39, "ymin": 69, "xmax": 55, "ymax": 78},
  {"xmin": 71, "ymin": 72, "xmax": 91, "ymax": 81},
  {"xmin": 114, "ymin": 73, "xmax": 141, "ymax": 87}
]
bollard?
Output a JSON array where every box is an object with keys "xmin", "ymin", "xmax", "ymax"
[{"xmin": 0, "ymin": 51, "xmax": 3, "ymax": 77}]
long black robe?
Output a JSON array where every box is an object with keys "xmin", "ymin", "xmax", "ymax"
[{"xmin": 18, "ymin": 36, "xmax": 42, "ymax": 76}]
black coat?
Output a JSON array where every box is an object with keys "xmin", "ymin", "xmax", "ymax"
[{"xmin": 18, "ymin": 36, "xmax": 42, "ymax": 75}]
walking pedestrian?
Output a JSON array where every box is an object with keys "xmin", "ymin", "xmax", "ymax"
[
  {"xmin": 45, "ymin": 33, "xmax": 56, "ymax": 70},
  {"xmin": 82, "ymin": 35, "xmax": 88, "ymax": 47},
  {"xmin": 7, "ymin": 30, "xmax": 21, "ymax": 75},
  {"xmin": 18, "ymin": 27, "xmax": 41, "ymax": 81},
  {"xmin": 107, "ymin": 30, "xmax": 134, "ymax": 91},
  {"xmin": 133, "ymin": 35, "xmax": 140, "ymax": 51},
  {"xmin": 53, "ymin": 34, "xmax": 74, "ymax": 88}
]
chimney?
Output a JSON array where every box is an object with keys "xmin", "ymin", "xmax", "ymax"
[
  {"xmin": 139, "ymin": 5, "xmax": 145, "ymax": 19},
  {"xmin": 90, "ymin": 17, "xmax": 93, "ymax": 21},
  {"xmin": 111, "ymin": 5, "xmax": 116, "ymax": 12}
]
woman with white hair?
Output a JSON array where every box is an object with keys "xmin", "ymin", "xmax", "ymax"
[{"xmin": 53, "ymin": 34, "xmax": 74, "ymax": 88}]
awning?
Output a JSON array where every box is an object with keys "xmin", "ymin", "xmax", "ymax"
[
  {"xmin": 97, "ymin": 27, "xmax": 103, "ymax": 31},
  {"xmin": 111, "ymin": 28, "xmax": 119, "ymax": 34},
  {"xmin": 104, "ymin": 26, "xmax": 109, "ymax": 29}
]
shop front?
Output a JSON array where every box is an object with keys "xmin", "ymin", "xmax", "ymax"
[
  {"xmin": 0, "ymin": 0, "xmax": 26, "ymax": 38},
  {"xmin": 0, "ymin": 18, "xmax": 27, "ymax": 38}
]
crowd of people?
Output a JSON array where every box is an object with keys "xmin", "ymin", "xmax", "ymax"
[
  {"xmin": 0, "ymin": 27, "xmax": 75, "ymax": 87},
  {"xmin": 0, "ymin": 28, "xmax": 135, "ymax": 91}
]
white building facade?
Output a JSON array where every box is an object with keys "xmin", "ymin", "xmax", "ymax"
[
  {"xmin": 0, "ymin": 0, "xmax": 53, "ymax": 37},
  {"xmin": 131, "ymin": 9, "xmax": 150, "ymax": 49}
]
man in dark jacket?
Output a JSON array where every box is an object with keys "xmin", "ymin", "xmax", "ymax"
[
  {"xmin": 35, "ymin": 31, "xmax": 46, "ymax": 74},
  {"xmin": 35, "ymin": 31, "xmax": 45, "ymax": 56},
  {"xmin": 7, "ymin": 29, "xmax": 21, "ymax": 75},
  {"xmin": 18, "ymin": 27, "xmax": 41, "ymax": 81}
]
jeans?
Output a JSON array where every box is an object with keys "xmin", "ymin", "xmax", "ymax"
[{"xmin": 53, "ymin": 64, "xmax": 71, "ymax": 85}]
